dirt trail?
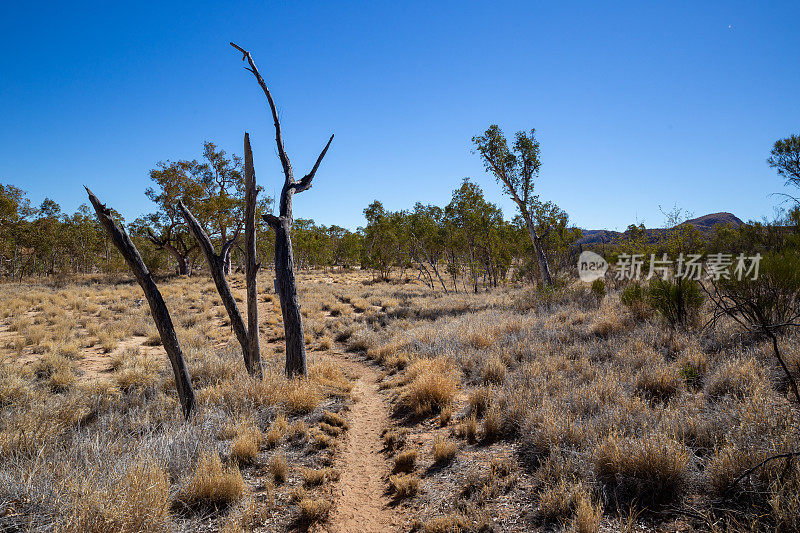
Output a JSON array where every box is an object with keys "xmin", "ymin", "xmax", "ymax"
[{"xmin": 321, "ymin": 352, "xmax": 403, "ymax": 533}]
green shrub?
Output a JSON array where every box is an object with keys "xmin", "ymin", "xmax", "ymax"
[
  {"xmin": 647, "ymin": 277, "xmax": 703, "ymax": 328},
  {"xmin": 590, "ymin": 279, "xmax": 606, "ymax": 300},
  {"xmin": 619, "ymin": 282, "xmax": 652, "ymax": 321},
  {"xmin": 715, "ymin": 251, "xmax": 800, "ymax": 332},
  {"xmin": 620, "ymin": 283, "xmax": 645, "ymax": 308}
]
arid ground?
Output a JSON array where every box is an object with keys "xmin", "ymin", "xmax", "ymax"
[{"xmin": 1, "ymin": 270, "xmax": 798, "ymax": 532}]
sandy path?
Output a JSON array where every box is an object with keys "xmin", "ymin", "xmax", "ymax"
[{"xmin": 321, "ymin": 352, "xmax": 402, "ymax": 533}]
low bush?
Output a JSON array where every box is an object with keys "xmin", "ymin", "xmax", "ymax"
[
  {"xmin": 647, "ymin": 277, "xmax": 703, "ymax": 328},
  {"xmin": 620, "ymin": 282, "xmax": 652, "ymax": 321},
  {"xmin": 590, "ymin": 279, "xmax": 606, "ymax": 300},
  {"xmin": 620, "ymin": 282, "xmax": 646, "ymax": 308}
]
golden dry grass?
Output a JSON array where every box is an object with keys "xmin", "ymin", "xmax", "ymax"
[
  {"xmin": 297, "ymin": 497, "xmax": 332, "ymax": 525},
  {"xmin": 0, "ymin": 272, "xmax": 360, "ymax": 531},
  {"xmin": 396, "ymin": 357, "xmax": 459, "ymax": 416},
  {"xmin": 388, "ymin": 473, "xmax": 420, "ymax": 498},
  {"xmin": 230, "ymin": 420, "xmax": 263, "ymax": 465},
  {"xmin": 393, "ymin": 448, "xmax": 417, "ymax": 473},
  {"xmin": 431, "ymin": 436, "xmax": 457, "ymax": 465},
  {"xmin": 2, "ymin": 270, "xmax": 799, "ymax": 531},
  {"xmin": 339, "ymin": 277, "xmax": 800, "ymax": 530},
  {"xmin": 178, "ymin": 451, "xmax": 245, "ymax": 511}
]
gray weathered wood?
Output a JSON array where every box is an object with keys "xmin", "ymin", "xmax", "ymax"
[
  {"xmin": 85, "ymin": 187, "xmax": 195, "ymax": 418},
  {"xmin": 243, "ymin": 133, "xmax": 262, "ymax": 377},
  {"xmin": 231, "ymin": 41, "xmax": 334, "ymax": 377},
  {"xmin": 178, "ymin": 199, "xmax": 261, "ymax": 376}
]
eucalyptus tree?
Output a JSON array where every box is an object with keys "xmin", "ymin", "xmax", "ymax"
[
  {"xmin": 196, "ymin": 141, "xmax": 245, "ymax": 274},
  {"xmin": 768, "ymin": 133, "xmax": 800, "ymax": 192},
  {"xmin": 31, "ymin": 198, "xmax": 63, "ymax": 276},
  {"xmin": 145, "ymin": 159, "xmax": 205, "ymax": 275},
  {"xmin": 408, "ymin": 203, "xmax": 449, "ymax": 292},
  {"xmin": 363, "ymin": 201, "xmax": 397, "ymax": 280},
  {"xmin": 145, "ymin": 143, "xmax": 248, "ymax": 276},
  {"xmin": 445, "ymin": 179, "xmax": 503, "ymax": 292},
  {"xmin": 473, "ymin": 125, "xmax": 554, "ymax": 286},
  {"xmin": 0, "ymin": 183, "xmax": 33, "ymax": 278}
]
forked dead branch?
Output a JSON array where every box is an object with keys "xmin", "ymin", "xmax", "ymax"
[{"xmin": 230, "ymin": 41, "xmax": 334, "ymax": 377}]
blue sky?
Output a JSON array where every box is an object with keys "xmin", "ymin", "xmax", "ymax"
[{"xmin": 1, "ymin": 1, "xmax": 798, "ymax": 231}]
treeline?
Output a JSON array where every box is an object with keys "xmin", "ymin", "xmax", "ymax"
[
  {"xmin": 589, "ymin": 207, "xmax": 800, "ymax": 268},
  {"xmin": 361, "ymin": 178, "xmax": 579, "ymax": 291},
  {"xmin": 0, "ymin": 174, "xmax": 579, "ymax": 291},
  {"xmin": 4, "ymin": 131, "xmax": 798, "ymax": 285},
  {"xmin": 5, "ymin": 171, "xmax": 794, "ymax": 286}
]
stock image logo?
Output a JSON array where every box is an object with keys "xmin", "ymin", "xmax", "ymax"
[
  {"xmin": 577, "ymin": 251, "xmax": 608, "ymax": 282},
  {"xmin": 577, "ymin": 251, "xmax": 762, "ymax": 282}
]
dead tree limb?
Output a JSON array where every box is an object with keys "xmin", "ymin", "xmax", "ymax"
[
  {"xmin": 85, "ymin": 187, "xmax": 195, "ymax": 418},
  {"xmin": 724, "ymin": 452, "xmax": 800, "ymax": 497},
  {"xmin": 231, "ymin": 41, "xmax": 334, "ymax": 377},
  {"xmin": 243, "ymin": 133, "xmax": 261, "ymax": 376},
  {"xmin": 178, "ymin": 199, "xmax": 261, "ymax": 377}
]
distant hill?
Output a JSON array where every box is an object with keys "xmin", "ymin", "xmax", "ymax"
[
  {"xmin": 681, "ymin": 212, "xmax": 743, "ymax": 229},
  {"xmin": 575, "ymin": 212, "xmax": 743, "ymax": 246}
]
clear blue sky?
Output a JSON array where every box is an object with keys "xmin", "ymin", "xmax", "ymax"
[{"xmin": 1, "ymin": 1, "xmax": 798, "ymax": 231}]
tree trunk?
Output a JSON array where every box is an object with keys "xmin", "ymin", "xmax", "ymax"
[
  {"xmin": 176, "ymin": 252, "xmax": 188, "ymax": 275},
  {"xmin": 232, "ymin": 41, "xmax": 333, "ymax": 378},
  {"xmin": 86, "ymin": 188, "xmax": 195, "ymax": 419},
  {"xmin": 222, "ymin": 247, "xmax": 233, "ymax": 276},
  {"xmin": 522, "ymin": 212, "xmax": 553, "ymax": 287},
  {"xmin": 430, "ymin": 261, "xmax": 449, "ymax": 293},
  {"xmin": 243, "ymin": 133, "xmax": 262, "ymax": 377},
  {"xmin": 179, "ymin": 200, "xmax": 260, "ymax": 376},
  {"xmin": 274, "ymin": 219, "xmax": 307, "ymax": 376}
]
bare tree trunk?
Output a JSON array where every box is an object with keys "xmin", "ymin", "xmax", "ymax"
[
  {"xmin": 271, "ymin": 218, "xmax": 307, "ymax": 376},
  {"xmin": 86, "ymin": 188, "xmax": 195, "ymax": 419},
  {"xmin": 521, "ymin": 213, "xmax": 553, "ymax": 287},
  {"xmin": 223, "ymin": 247, "xmax": 233, "ymax": 276},
  {"xmin": 146, "ymin": 230, "xmax": 191, "ymax": 275},
  {"xmin": 430, "ymin": 261, "xmax": 449, "ymax": 294},
  {"xmin": 231, "ymin": 41, "xmax": 334, "ymax": 378},
  {"xmin": 243, "ymin": 133, "xmax": 262, "ymax": 377}
]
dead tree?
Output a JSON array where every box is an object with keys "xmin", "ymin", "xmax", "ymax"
[
  {"xmin": 231, "ymin": 41, "xmax": 334, "ymax": 377},
  {"xmin": 243, "ymin": 133, "xmax": 261, "ymax": 373},
  {"xmin": 85, "ymin": 188, "xmax": 196, "ymax": 418},
  {"xmin": 177, "ymin": 134, "xmax": 263, "ymax": 377}
]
